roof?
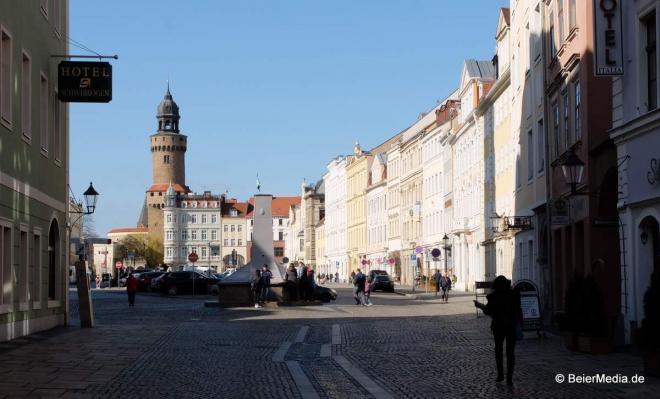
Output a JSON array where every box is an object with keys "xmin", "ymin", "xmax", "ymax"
[
  {"xmin": 501, "ymin": 8, "xmax": 510, "ymax": 25},
  {"xmin": 222, "ymin": 201, "xmax": 249, "ymax": 217},
  {"xmin": 246, "ymin": 196, "xmax": 301, "ymax": 217},
  {"xmin": 147, "ymin": 183, "xmax": 189, "ymax": 193},
  {"xmin": 108, "ymin": 227, "xmax": 148, "ymax": 234},
  {"xmin": 464, "ymin": 59, "xmax": 496, "ymax": 80}
]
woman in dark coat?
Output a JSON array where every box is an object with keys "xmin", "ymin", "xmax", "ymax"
[
  {"xmin": 474, "ymin": 275, "xmax": 523, "ymax": 386},
  {"xmin": 284, "ymin": 264, "xmax": 299, "ymax": 301},
  {"xmin": 250, "ymin": 269, "xmax": 263, "ymax": 308}
]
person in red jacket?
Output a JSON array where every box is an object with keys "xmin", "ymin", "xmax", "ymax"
[{"xmin": 126, "ymin": 272, "xmax": 139, "ymax": 307}]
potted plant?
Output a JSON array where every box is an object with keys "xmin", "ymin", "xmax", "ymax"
[{"xmin": 642, "ymin": 272, "xmax": 660, "ymax": 377}]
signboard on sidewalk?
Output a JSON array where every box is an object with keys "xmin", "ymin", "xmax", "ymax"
[{"xmin": 513, "ymin": 279, "xmax": 543, "ymax": 333}]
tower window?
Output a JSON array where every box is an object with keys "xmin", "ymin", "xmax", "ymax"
[{"xmin": 164, "ymin": 155, "xmax": 170, "ymax": 164}]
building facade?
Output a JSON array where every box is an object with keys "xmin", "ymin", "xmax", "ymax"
[
  {"xmin": 301, "ymin": 179, "xmax": 325, "ymax": 268},
  {"xmin": 610, "ymin": 0, "xmax": 660, "ymax": 344},
  {"xmin": 346, "ymin": 143, "xmax": 369, "ymax": 272},
  {"xmin": 0, "ymin": 1, "xmax": 70, "ymax": 341},
  {"xmin": 323, "ymin": 156, "xmax": 351, "ymax": 281},
  {"xmin": 162, "ymin": 187, "xmax": 223, "ymax": 271}
]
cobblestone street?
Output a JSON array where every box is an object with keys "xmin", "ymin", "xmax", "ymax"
[{"xmin": 0, "ymin": 286, "xmax": 657, "ymax": 398}]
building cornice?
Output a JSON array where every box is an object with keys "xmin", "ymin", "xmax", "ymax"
[
  {"xmin": 609, "ymin": 107, "xmax": 660, "ymax": 145},
  {"xmin": 475, "ymin": 68, "xmax": 511, "ymax": 115}
]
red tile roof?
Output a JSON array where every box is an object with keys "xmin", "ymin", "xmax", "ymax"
[
  {"xmin": 108, "ymin": 227, "xmax": 148, "ymax": 234},
  {"xmin": 146, "ymin": 183, "xmax": 189, "ymax": 193},
  {"xmin": 222, "ymin": 201, "xmax": 249, "ymax": 217},
  {"xmin": 246, "ymin": 196, "xmax": 301, "ymax": 217}
]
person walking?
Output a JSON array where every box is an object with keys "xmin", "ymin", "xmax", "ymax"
[
  {"xmin": 299, "ymin": 265, "xmax": 309, "ymax": 301},
  {"xmin": 350, "ymin": 271, "xmax": 356, "ymax": 284},
  {"xmin": 353, "ymin": 269, "xmax": 366, "ymax": 305},
  {"xmin": 440, "ymin": 272, "xmax": 452, "ymax": 302},
  {"xmin": 474, "ymin": 275, "xmax": 523, "ymax": 386},
  {"xmin": 306, "ymin": 268, "xmax": 316, "ymax": 300},
  {"xmin": 335, "ymin": 272, "xmax": 339, "ymax": 283},
  {"xmin": 433, "ymin": 270, "xmax": 442, "ymax": 297},
  {"xmin": 363, "ymin": 272, "xmax": 374, "ymax": 306},
  {"xmin": 126, "ymin": 272, "xmax": 139, "ymax": 307},
  {"xmin": 284, "ymin": 263, "xmax": 299, "ymax": 302},
  {"xmin": 260, "ymin": 265, "xmax": 272, "ymax": 304},
  {"xmin": 251, "ymin": 269, "xmax": 263, "ymax": 308}
]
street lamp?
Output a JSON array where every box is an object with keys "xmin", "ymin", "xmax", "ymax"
[
  {"xmin": 561, "ymin": 149, "xmax": 585, "ymax": 194},
  {"xmin": 442, "ymin": 234, "xmax": 450, "ymax": 274},
  {"xmin": 70, "ymin": 182, "xmax": 100, "ymax": 215},
  {"xmin": 410, "ymin": 241, "xmax": 416, "ymax": 293}
]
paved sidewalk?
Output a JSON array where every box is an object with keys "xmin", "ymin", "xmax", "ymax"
[{"xmin": 0, "ymin": 288, "xmax": 658, "ymax": 398}]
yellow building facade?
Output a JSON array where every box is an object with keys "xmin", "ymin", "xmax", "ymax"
[{"xmin": 346, "ymin": 143, "xmax": 369, "ymax": 272}]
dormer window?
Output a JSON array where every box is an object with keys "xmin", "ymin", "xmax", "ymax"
[{"xmin": 230, "ymin": 209, "xmax": 238, "ymax": 216}]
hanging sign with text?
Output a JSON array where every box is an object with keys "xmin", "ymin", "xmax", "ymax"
[
  {"xmin": 58, "ymin": 61, "xmax": 112, "ymax": 102},
  {"xmin": 593, "ymin": 0, "xmax": 624, "ymax": 76}
]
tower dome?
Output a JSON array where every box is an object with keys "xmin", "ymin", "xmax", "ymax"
[{"xmin": 156, "ymin": 83, "xmax": 180, "ymax": 133}]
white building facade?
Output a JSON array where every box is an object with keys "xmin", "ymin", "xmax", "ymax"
[
  {"xmin": 366, "ymin": 154, "xmax": 388, "ymax": 273},
  {"xmin": 324, "ymin": 156, "xmax": 350, "ymax": 281}
]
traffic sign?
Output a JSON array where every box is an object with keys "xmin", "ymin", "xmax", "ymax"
[
  {"xmin": 431, "ymin": 248, "xmax": 441, "ymax": 258},
  {"xmin": 115, "ymin": 261, "xmax": 122, "ymax": 269},
  {"xmin": 188, "ymin": 252, "xmax": 199, "ymax": 263},
  {"xmin": 410, "ymin": 255, "xmax": 417, "ymax": 261},
  {"xmin": 415, "ymin": 246, "xmax": 423, "ymax": 254}
]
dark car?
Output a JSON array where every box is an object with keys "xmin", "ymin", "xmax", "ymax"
[
  {"xmin": 159, "ymin": 271, "xmax": 221, "ymax": 295},
  {"xmin": 136, "ymin": 271, "xmax": 164, "ymax": 292},
  {"xmin": 371, "ymin": 274, "xmax": 395, "ymax": 292},
  {"xmin": 312, "ymin": 285, "xmax": 338, "ymax": 302}
]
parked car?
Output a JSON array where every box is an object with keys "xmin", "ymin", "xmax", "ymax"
[
  {"xmin": 312, "ymin": 285, "xmax": 338, "ymax": 302},
  {"xmin": 136, "ymin": 271, "xmax": 164, "ymax": 292},
  {"xmin": 159, "ymin": 271, "xmax": 222, "ymax": 295},
  {"xmin": 371, "ymin": 274, "xmax": 395, "ymax": 292}
]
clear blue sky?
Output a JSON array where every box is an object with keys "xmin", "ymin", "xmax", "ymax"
[{"xmin": 69, "ymin": 0, "xmax": 508, "ymax": 236}]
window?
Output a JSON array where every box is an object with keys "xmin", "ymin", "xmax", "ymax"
[
  {"xmin": 40, "ymin": 74, "xmax": 48, "ymax": 152},
  {"xmin": 53, "ymin": 90, "xmax": 60, "ymax": 161},
  {"xmin": 558, "ymin": 0, "xmax": 565, "ymax": 43},
  {"xmin": 211, "ymin": 215, "xmax": 217, "ymax": 224},
  {"xmin": 166, "ymin": 247, "xmax": 173, "ymax": 258},
  {"xmin": 537, "ymin": 119, "xmax": 545, "ymax": 172},
  {"xmin": 201, "ymin": 247, "xmax": 206, "ymax": 258},
  {"xmin": 223, "ymin": 225, "xmax": 228, "ymax": 232},
  {"xmin": 563, "ymin": 91, "xmax": 570, "ymax": 149},
  {"xmin": 574, "ymin": 81, "xmax": 581, "ymax": 139},
  {"xmin": 553, "ymin": 103, "xmax": 560, "ymax": 157},
  {"xmin": 164, "ymin": 155, "xmax": 170, "ymax": 164},
  {"xmin": 191, "ymin": 230, "xmax": 197, "ymax": 240},
  {"xmin": 52, "ymin": 0, "xmax": 62, "ymax": 36},
  {"xmin": 238, "ymin": 239, "xmax": 242, "ymax": 246},
  {"xmin": 278, "ymin": 231, "xmax": 284, "ymax": 241},
  {"xmin": 646, "ymin": 12, "xmax": 657, "ymax": 111},
  {"xmin": 274, "ymin": 247, "xmax": 284, "ymax": 257},
  {"xmin": 166, "ymin": 214, "xmax": 172, "ymax": 223},
  {"xmin": 201, "ymin": 214, "xmax": 207, "ymax": 224},
  {"xmin": 21, "ymin": 52, "xmax": 31, "ymax": 138},
  {"xmin": 191, "ymin": 214, "xmax": 197, "ymax": 224},
  {"xmin": 569, "ymin": 0, "xmax": 576, "ymax": 30},
  {"xmin": 279, "ymin": 219, "xmax": 283, "ymax": 226},
  {"xmin": 224, "ymin": 239, "xmax": 228, "ymax": 246},
  {"xmin": 166, "ymin": 231, "xmax": 173, "ymax": 240},
  {"xmin": 1, "ymin": 224, "xmax": 11, "ymax": 307},
  {"xmin": 31, "ymin": 232, "xmax": 41, "ymax": 305},
  {"xmin": 549, "ymin": 11, "xmax": 557, "ymax": 58},
  {"xmin": 231, "ymin": 239, "xmax": 235, "ymax": 246},
  {"xmin": 201, "ymin": 230, "xmax": 207, "ymax": 240},
  {"xmin": 181, "ymin": 230, "xmax": 188, "ymax": 240},
  {"xmin": 0, "ymin": 28, "xmax": 11, "ymax": 127},
  {"xmin": 19, "ymin": 230, "xmax": 28, "ymax": 304},
  {"xmin": 211, "ymin": 230, "xmax": 217, "ymax": 240},
  {"xmin": 191, "ymin": 246, "xmax": 197, "ymax": 254},
  {"xmin": 527, "ymin": 130, "xmax": 534, "ymax": 181},
  {"xmin": 299, "ymin": 238, "xmax": 304, "ymax": 251},
  {"xmin": 231, "ymin": 225, "xmax": 235, "ymax": 232}
]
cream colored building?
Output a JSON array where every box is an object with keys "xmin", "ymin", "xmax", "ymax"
[
  {"xmin": 346, "ymin": 143, "xmax": 369, "ymax": 272},
  {"xmin": 366, "ymin": 154, "xmax": 388, "ymax": 273},
  {"xmin": 450, "ymin": 59, "xmax": 496, "ymax": 291},
  {"xmin": 220, "ymin": 200, "xmax": 248, "ymax": 269},
  {"xmin": 399, "ymin": 109, "xmax": 439, "ymax": 285},
  {"xmin": 315, "ymin": 219, "xmax": 326, "ymax": 276},
  {"xmin": 386, "ymin": 139, "xmax": 403, "ymax": 279},
  {"xmin": 323, "ymin": 156, "xmax": 351, "ymax": 281}
]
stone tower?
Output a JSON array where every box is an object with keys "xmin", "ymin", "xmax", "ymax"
[{"xmin": 145, "ymin": 85, "xmax": 188, "ymax": 241}]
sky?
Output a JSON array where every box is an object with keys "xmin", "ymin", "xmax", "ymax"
[{"xmin": 69, "ymin": 0, "xmax": 508, "ymax": 236}]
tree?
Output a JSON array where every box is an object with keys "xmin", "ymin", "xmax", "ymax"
[
  {"xmin": 83, "ymin": 214, "xmax": 99, "ymax": 238},
  {"xmin": 116, "ymin": 234, "xmax": 163, "ymax": 268}
]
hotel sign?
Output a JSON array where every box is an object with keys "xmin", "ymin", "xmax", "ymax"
[
  {"xmin": 58, "ymin": 61, "xmax": 112, "ymax": 102},
  {"xmin": 593, "ymin": 0, "xmax": 624, "ymax": 76}
]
